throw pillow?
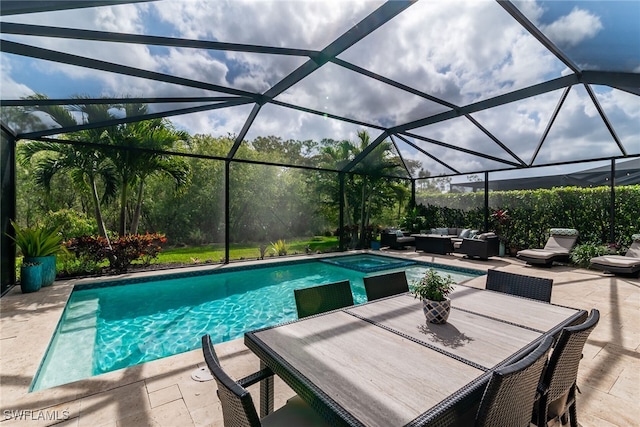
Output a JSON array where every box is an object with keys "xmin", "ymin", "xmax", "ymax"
[
  {"xmin": 396, "ymin": 230, "xmax": 405, "ymax": 237},
  {"xmin": 459, "ymin": 228, "xmax": 471, "ymax": 238},
  {"xmin": 550, "ymin": 228, "xmax": 579, "ymax": 236}
]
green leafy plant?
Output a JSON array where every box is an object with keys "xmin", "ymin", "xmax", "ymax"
[
  {"xmin": 109, "ymin": 233, "xmax": 167, "ymax": 272},
  {"xmin": 271, "ymin": 239, "xmax": 288, "ymax": 256},
  {"xmin": 64, "ymin": 232, "xmax": 167, "ymax": 273},
  {"xmin": 8, "ymin": 220, "xmax": 63, "ymax": 257},
  {"xmin": 258, "ymin": 244, "xmax": 268, "ymax": 260},
  {"xmin": 570, "ymin": 243, "xmax": 610, "ymax": 269},
  {"xmin": 411, "ymin": 269, "xmax": 455, "ymax": 302}
]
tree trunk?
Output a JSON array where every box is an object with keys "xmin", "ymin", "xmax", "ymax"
[
  {"xmin": 358, "ymin": 176, "xmax": 368, "ymax": 248},
  {"xmin": 118, "ymin": 174, "xmax": 128, "ymax": 236},
  {"xmin": 90, "ymin": 177, "xmax": 112, "ymax": 249},
  {"xmin": 130, "ymin": 179, "xmax": 144, "ymax": 235}
]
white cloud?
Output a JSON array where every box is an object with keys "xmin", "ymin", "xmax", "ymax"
[
  {"xmin": 0, "ymin": 61, "xmax": 33, "ymax": 98},
  {"xmin": 541, "ymin": 7, "xmax": 603, "ymax": 48},
  {"xmin": 151, "ymin": 0, "xmax": 381, "ymax": 49},
  {"xmin": 0, "ymin": 0, "xmax": 635, "ymax": 171},
  {"xmin": 338, "ymin": 0, "xmax": 565, "ymax": 106}
]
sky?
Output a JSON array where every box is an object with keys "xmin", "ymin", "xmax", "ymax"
[{"xmin": 1, "ymin": 0, "xmax": 638, "ymax": 181}]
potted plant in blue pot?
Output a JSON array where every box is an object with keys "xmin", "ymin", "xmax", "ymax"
[
  {"xmin": 8, "ymin": 220, "xmax": 63, "ymax": 287},
  {"xmin": 20, "ymin": 261, "xmax": 43, "ymax": 293}
]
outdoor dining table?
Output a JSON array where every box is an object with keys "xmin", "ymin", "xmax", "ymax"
[{"xmin": 244, "ymin": 284, "xmax": 586, "ymax": 427}]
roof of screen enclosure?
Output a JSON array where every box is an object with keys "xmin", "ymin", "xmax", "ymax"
[{"xmin": 1, "ymin": 0, "xmax": 639, "ymax": 181}]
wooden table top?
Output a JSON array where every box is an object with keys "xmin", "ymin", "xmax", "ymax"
[{"xmin": 245, "ymin": 285, "xmax": 584, "ymax": 427}]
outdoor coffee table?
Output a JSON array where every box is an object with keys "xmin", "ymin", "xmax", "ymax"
[
  {"xmin": 245, "ymin": 285, "xmax": 585, "ymax": 426},
  {"xmin": 412, "ymin": 234, "xmax": 455, "ymax": 254}
]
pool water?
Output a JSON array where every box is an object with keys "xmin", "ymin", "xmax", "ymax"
[
  {"xmin": 31, "ymin": 256, "xmax": 481, "ymax": 391},
  {"xmin": 320, "ymin": 254, "xmax": 416, "ymax": 272}
]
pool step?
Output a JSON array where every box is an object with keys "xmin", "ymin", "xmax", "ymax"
[{"xmin": 31, "ymin": 295, "xmax": 99, "ymax": 391}]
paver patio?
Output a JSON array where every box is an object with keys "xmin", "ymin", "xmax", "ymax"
[{"xmin": 1, "ymin": 251, "xmax": 638, "ymax": 426}]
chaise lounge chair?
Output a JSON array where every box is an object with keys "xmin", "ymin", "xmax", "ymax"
[
  {"xmin": 517, "ymin": 228, "xmax": 579, "ymax": 267},
  {"xmin": 589, "ymin": 234, "xmax": 640, "ymax": 276}
]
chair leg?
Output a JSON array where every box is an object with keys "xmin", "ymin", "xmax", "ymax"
[
  {"xmin": 568, "ymin": 401, "xmax": 578, "ymax": 427},
  {"xmin": 259, "ymin": 361, "xmax": 274, "ymax": 417}
]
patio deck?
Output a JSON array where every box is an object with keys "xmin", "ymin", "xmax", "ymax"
[{"xmin": 1, "ymin": 251, "xmax": 638, "ymax": 426}]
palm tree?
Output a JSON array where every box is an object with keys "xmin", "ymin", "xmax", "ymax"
[
  {"xmin": 318, "ymin": 131, "xmax": 405, "ymax": 248},
  {"xmin": 19, "ymin": 96, "xmax": 117, "ymax": 243},
  {"xmin": 18, "ymin": 140, "xmax": 117, "ymax": 243},
  {"xmin": 24, "ymin": 97, "xmax": 191, "ymax": 236},
  {"xmin": 125, "ymin": 120, "xmax": 190, "ymax": 234},
  {"xmin": 351, "ymin": 130, "xmax": 405, "ymax": 247},
  {"xmin": 319, "ymin": 139, "xmax": 357, "ymax": 229},
  {"xmin": 100, "ymin": 111, "xmax": 189, "ymax": 234}
]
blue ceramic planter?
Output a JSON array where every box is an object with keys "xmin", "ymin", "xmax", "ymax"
[
  {"xmin": 20, "ymin": 263, "xmax": 43, "ymax": 293},
  {"xmin": 24, "ymin": 255, "xmax": 56, "ymax": 287}
]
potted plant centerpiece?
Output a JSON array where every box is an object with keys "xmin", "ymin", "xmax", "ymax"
[
  {"xmin": 8, "ymin": 220, "xmax": 63, "ymax": 287},
  {"xmin": 412, "ymin": 269, "xmax": 456, "ymax": 324}
]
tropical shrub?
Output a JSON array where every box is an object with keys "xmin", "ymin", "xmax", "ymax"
[
  {"xmin": 271, "ymin": 239, "xmax": 288, "ymax": 256},
  {"xmin": 64, "ymin": 233, "xmax": 167, "ymax": 273},
  {"xmin": 409, "ymin": 185, "xmax": 640, "ymax": 251},
  {"xmin": 43, "ymin": 209, "xmax": 97, "ymax": 240},
  {"xmin": 8, "ymin": 220, "xmax": 64, "ymax": 257},
  {"xmin": 109, "ymin": 233, "xmax": 167, "ymax": 272},
  {"xmin": 571, "ymin": 244, "xmax": 610, "ymax": 269}
]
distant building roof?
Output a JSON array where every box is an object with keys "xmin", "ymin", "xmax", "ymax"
[{"xmin": 451, "ymin": 159, "xmax": 640, "ymax": 192}]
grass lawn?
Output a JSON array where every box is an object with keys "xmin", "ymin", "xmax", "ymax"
[
  {"xmin": 154, "ymin": 236, "xmax": 340, "ymax": 265},
  {"xmin": 15, "ymin": 236, "xmax": 340, "ymax": 280}
]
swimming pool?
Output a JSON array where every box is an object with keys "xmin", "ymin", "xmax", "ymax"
[{"xmin": 31, "ymin": 254, "xmax": 482, "ymax": 391}]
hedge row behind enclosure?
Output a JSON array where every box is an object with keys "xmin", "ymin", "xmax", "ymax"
[{"xmin": 408, "ymin": 185, "xmax": 640, "ymax": 250}]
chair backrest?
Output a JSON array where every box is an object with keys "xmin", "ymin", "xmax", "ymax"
[
  {"xmin": 625, "ymin": 235, "xmax": 640, "ymax": 258},
  {"xmin": 543, "ymin": 228, "xmax": 579, "ymax": 252},
  {"xmin": 294, "ymin": 280, "xmax": 354, "ymax": 318},
  {"xmin": 201, "ymin": 334, "xmax": 261, "ymax": 427},
  {"xmin": 363, "ymin": 271, "xmax": 409, "ymax": 301},
  {"xmin": 486, "ymin": 270, "xmax": 553, "ymax": 303},
  {"xmin": 475, "ymin": 335, "xmax": 554, "ymax": 427},
  {"xmin": 542, "ymin": 309, "xmax": 600, "ymax": 405}
]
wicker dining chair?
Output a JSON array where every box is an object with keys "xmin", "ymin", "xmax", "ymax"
[
  {"xmin": 475, "ymin": 335, "xmax": 554, "ymax": 427},
  {"xmin": 201, "ymin": 334, "xmax": 330, "ymax": 427},
  {"xmin": 485, "ymin": 269, "xmax": 553, "ymax": 303},
  {"xmin": 533, "ymin": 309, "xmax": 600, "ymax": 427},
  {"xmin": 294, "ymin": 280, "xmax": 354, "ymax": 318},
  {"xmin": 363, "ymin": 271, "xmax": 409, "ymax": 301}
]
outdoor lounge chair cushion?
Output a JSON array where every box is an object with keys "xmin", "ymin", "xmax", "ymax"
[
  {"xmin": 473, "ymin": 232, "xmax": 496, "ymax": 240},
  {"xmin": 590, "ymin": 235, "xmax": 640, "ymax": 274},
  {"xmin": 517, "ymin": 228, "xmax": 579, "ymax": 263},
  {"xmin": 589, "ymin": 255, "xmax": 640, "ymax": 271}
]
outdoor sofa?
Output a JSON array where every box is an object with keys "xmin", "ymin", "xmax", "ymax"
[
  {"xmin": 457, "ymin": 232, "xmax": 500, "ymax": 260},
  {"xmin": 419, "ymin": 227, "xmax": 480, "ymax": 249},
  {"xmin": 380, "ymin": 229, "xmax": 415, "ymax": 249},
  {"xmin": 589, "ymin": 234, "xmax": 640, "ymax": 276},
  {"xmin": 517, "ymin": 228, "xmax": 579, "ymax": 266}
]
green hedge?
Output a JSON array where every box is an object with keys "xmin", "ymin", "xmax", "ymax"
[{"xmin": 409, "ymin": 185, "xmax": 640, "ymax": 251}]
